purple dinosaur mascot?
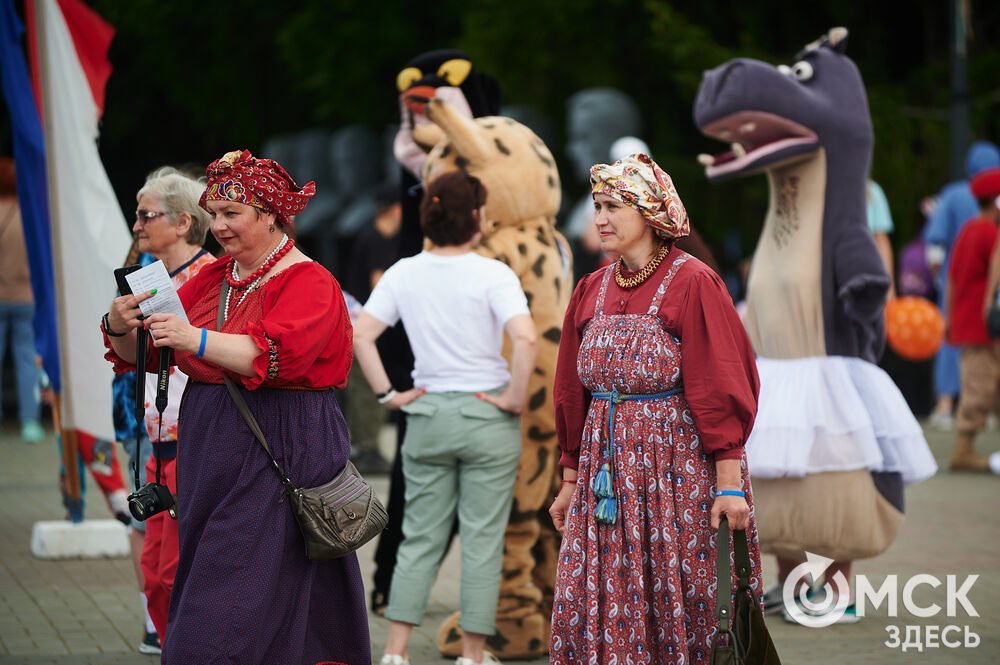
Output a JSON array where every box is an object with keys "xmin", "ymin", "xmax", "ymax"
[{"xmin": 693, "ymin": 27, "xmax": 937, "ymax": 623}]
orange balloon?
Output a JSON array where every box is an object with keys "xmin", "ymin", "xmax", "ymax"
[{"xmin": 885, "ymin": 296, "xmax": 945, "ymax": 361}]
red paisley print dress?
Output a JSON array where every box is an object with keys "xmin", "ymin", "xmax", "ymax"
[{"xmin": 550, "ymin": 255, "xmax": 763, "ymax": 665}]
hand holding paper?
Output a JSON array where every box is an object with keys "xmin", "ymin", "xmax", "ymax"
[{"xmin": 125, "ymin": 261, "xmax": 189, "ymax": 322}]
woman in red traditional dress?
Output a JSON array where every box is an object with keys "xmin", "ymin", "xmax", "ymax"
[
  {"xmin": 548, "ymin": 154, "xmax": 763, "ymax": 665},
  {"xmin": 104, "ymin": 150, "xmax": 369, "ymax": 665}
]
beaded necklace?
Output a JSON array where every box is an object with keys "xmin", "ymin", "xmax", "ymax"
[
  {"xmin": 223, "ymin": 234, "xmax": 293, "ymax": 320},
  {"xmin": 614, "ymin": 243, "xmax": 670, "ymax": 289}
]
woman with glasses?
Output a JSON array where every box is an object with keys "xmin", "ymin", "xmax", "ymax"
[{"xmin": 103, "ymin": 167, "xmax": 214, "ymax": 651}]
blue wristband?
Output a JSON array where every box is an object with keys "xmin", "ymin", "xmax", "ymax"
[
  {"xmin": 717, "ymin": 490, "xmax": 745, "ymax": 498},
  {"xmin": 196, "ymin": 328, "xmax": 207, "ymax": 358}
]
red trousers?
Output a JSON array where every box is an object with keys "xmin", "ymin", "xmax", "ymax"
[{"xmin": 140, "ymin": 454, "xmax": 178, "ymax": 640}]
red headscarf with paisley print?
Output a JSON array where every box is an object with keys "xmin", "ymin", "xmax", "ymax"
[
  {"xmin": 200, "ymin": 149, "xmax": 315, "ymax": 226},
  {"xmin": 590, "ymin": 153, "xmax": 689, "ymax": 239}
]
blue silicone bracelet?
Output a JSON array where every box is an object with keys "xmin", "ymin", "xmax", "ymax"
[
  {"xmin": 717, "ymin": 490, "xmax": 745, "ymax": 497},
  {"xmin": 196, "ymin": 328, "xmax": 207, "ymax": 358}
]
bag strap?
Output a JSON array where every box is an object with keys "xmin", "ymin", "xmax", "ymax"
[
  {"xmin": 716, "ymin": 517, "xmax": 734, "ymax": 631},
  {"xmin": 218, "ymin": 280, "xmax": 296, "ymax": 495},
  {"xmin": 733, "ymin": 525, "xmax": 753, "ymax": 589}
]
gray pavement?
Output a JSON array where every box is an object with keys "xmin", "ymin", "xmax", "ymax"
[{"xmin": 0, "ymin": 419, "xmax": 997, "ymax": 664}]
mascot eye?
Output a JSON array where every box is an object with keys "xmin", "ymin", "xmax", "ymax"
[
  {"xmin": 436, "ymin": 59, "xmax": 472, "ymax": 87},
  {"xmin": 777, "ymin": 64, "xmax": 792, "ymax": 76},
  {"xmin": 396, "ymin": 67, "xmax": 423, "ymax": 92},
  {"xmin": 790, "ymin": 61, "xmax": 814, "ymax": 81}
]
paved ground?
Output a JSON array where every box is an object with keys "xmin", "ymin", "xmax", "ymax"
[{"xmin": 0, "ymin": 419, "xmax": 997, "ymax": 664}]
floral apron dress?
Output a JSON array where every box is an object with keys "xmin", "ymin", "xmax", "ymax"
[{"xmin": 550, "ymin": 255, "xmax": 763, "ymax": 665}]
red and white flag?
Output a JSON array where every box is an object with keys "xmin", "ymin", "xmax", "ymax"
[{"xmin": 27, "ymin": 0, "xmax": 131, "ymax": 441}]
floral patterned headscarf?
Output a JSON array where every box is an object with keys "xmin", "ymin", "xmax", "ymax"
[
  {"xmin": 590, "ymin": 153, "xmax": 689, "ymax": 239},
  {"xmin": 200, "ymin": 149, "xmax": 315, "ymax": 226}
]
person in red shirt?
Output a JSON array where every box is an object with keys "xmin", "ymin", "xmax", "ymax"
[
  {"xmin": 548, "ymin": 154, "xmax": 761, "ymax": 665},
  {"xmin": 103, "ymin": 150, "xmax": 369, "ymax": 665},
  {"xmin": 945, "ymin": 166, "xmax": 1000, "ymax": 470}
]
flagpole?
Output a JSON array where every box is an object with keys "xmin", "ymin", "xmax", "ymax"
[{"xmin": 33, "ymin": 0, "xmax": 83, "ymax": 520}]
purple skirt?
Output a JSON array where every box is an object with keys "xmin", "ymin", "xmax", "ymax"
[{"xmin": 163, "ymin": 383, "xmax": 370, "ymax": 665}]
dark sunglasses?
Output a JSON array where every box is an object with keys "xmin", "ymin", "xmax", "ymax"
[{"xmin": 134, "ymin": 209, "xmax": 174, "ymax": 225}]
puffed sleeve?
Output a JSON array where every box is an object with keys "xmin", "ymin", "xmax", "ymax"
[
  {"xmin": 674, "ymin": 267, "xmax": 759, "ymax": 460},
  {"xmin": 243, "ymin": 264, "xmax": 352, "ymax": 390},
  {"xmin": 554, "ymin": 275, "xmax": 595, "ymax": 470}
]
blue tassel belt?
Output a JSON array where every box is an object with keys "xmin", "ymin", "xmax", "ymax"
[{"xmin": 589, "ymin": 388, "xmax": 683, "ymax": 524}]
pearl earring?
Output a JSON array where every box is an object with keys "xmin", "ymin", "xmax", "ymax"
[{"xmin": 269, "ymin": 225, "xmax": 275, "ymax": 233}]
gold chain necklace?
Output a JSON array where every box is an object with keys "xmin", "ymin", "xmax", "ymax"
[{"xmin": 614, "ymin": 244, "xmax": 670, "ymax": 289}]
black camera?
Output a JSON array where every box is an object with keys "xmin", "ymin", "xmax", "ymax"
[{"xmin": 127, "ymin": 482, "xmax": 175, "ymax": 521}]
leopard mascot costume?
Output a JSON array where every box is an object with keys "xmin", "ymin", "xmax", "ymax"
[{"xmin": 421, "ymin": 98, "xmax": 571, "ymax": 659}]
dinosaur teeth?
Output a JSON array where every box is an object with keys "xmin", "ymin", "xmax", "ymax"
[
  {"xmin": 739, "ymin": 122, "xmax": 757, "ymax": 134},
  {"xmin": 697, "ymin": 153, "xmax": 715, "ymax": 166},
  {"xmin": 730, "ymin": 142, "xmax": 747, "ymax": 158}
]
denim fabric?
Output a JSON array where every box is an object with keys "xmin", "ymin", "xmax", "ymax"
[
  {"xmin": 934, "ymin": 341, "xmax": 961, "ymax": 397},
  {"xmin": 0, "ymin": 302, "xmax": 40, "ymax": 424}
]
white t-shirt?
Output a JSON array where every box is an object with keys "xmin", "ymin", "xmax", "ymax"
[{"xmin": 364, "ymin": 251, "xmax": 530, "ymax": 393}]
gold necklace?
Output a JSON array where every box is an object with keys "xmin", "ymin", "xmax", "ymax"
[{"xmin": 614, "ymin": 244, "xmax": 670, "ymax": 289}]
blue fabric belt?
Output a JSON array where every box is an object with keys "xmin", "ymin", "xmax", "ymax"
[{"xmin": 589, "ymin": 388, "xmax": 683, "ymax": 524}]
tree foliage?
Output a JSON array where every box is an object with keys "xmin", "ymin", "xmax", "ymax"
[{"xmin": 90, "ymin": 0, "xmax": 999, "ymax": 254}]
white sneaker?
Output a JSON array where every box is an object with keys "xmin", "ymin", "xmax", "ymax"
[
  {"xmin": 456, "ymin": 652, "xmax": 502, "ymax": 665},
  {"xmin": 988, "ymin": 451, "xmax": 1000, "ymax": 475},
  {"xmin": 380, "ymin": 655, "xmax": 410, "ymax": 665},
  {"xmin": 928, "ymin": 411, "xmax": 954, "ymax": 431}
]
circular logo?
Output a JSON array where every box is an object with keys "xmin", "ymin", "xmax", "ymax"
[{"xmin": 782, "ymin": 552, "xmax": 851, "ymax": 627}]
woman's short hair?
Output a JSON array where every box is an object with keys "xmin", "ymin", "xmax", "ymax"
[
  {"xmin": 137, "ymin": 167, "xmax": 211, "ymax": 245},
  {"xmin": 419, "ymin": 172, "xmax": 487, "ymax": 247}
]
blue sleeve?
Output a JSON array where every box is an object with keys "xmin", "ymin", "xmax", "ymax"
[{"xmin": 866, "ymin": 181, "xmax": 894, "ymax": 234}]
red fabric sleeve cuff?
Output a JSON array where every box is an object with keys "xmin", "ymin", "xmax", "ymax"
[
  {"xmin": 102, "ymin": 326, "xmax": 145, "ymax": 375},
  {"xmin": 103, "ymin": 338, "xmax": 137, "ymax": 374},
  {"xmin": 242, "ymin": 323, "xmax": 273, "ymax": 390},
  {"xmin": 559, "ymin": 450, "xmax": 580, "ymax": 470},
  {"xmin": 712, "ymin": 446, "xmax": 744, "ymax": 462}
]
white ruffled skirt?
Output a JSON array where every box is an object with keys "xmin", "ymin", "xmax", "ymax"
[{"xmin": 745, "ymin": 356, "xmax": 938, "ymax": 485}]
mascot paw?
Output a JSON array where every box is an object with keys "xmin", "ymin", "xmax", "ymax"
[{"xmin": 437, "ymin": 610, "xmax": 549, "ymax": 659}]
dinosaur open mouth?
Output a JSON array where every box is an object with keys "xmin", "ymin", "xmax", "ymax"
[{"xmin": 699, "ymin": 111, "xmax": 819, "ymax": 181}]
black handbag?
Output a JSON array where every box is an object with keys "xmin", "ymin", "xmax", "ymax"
[
  {"xmin": 219, "ymin": 281, "xmax": 387, "ymax": 561},
  {"xmin": 711, "ymin": 518, "xmax": 782, "ymax": 665}
]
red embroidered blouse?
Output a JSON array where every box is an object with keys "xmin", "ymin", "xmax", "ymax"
[
  {"xmin": 555, "ymin": 246, "xmax": 759, "ymax": 469},
  {"xmin": 105, "ymin": 258, "xmax": 353, "ymax": 390}
]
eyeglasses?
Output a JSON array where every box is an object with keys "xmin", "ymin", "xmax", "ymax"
[{"xmin": 135, "ymin": 209, "xmax": 173, "ymax": 224}]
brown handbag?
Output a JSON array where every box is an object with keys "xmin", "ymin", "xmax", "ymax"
[
  {"xmin": 218, "ymin": 281, "xmax": 387, "ymax": 561},
  {"xmin": 712, "ymin": 518, "xmax": 782, "ymax": 665}
]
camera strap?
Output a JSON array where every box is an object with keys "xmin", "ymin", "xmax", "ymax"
[
  {"xmin": 133, "ymin": 325, "xmax": 148, "ymax": 491},
  {"xmin": 153, "ymin": 347, "xmax": 172, "ymax": 486},
  {"xmin": 130, "ymin": 323, "xmax": 172, "ymax": 490}
]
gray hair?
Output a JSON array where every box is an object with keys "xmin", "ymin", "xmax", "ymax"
[{"xmin": 137, "ymin": 166, "xmax": 210, "ymax": 245}]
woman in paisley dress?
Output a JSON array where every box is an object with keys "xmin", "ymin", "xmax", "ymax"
[{"xmin": 548, "ymin": 154, "xmax": 763, "ymax": 665}]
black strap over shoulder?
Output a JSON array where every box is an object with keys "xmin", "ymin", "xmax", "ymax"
[{"xmin": 218, "ymin": 280, "xmax": 296, "ymax": 495}]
